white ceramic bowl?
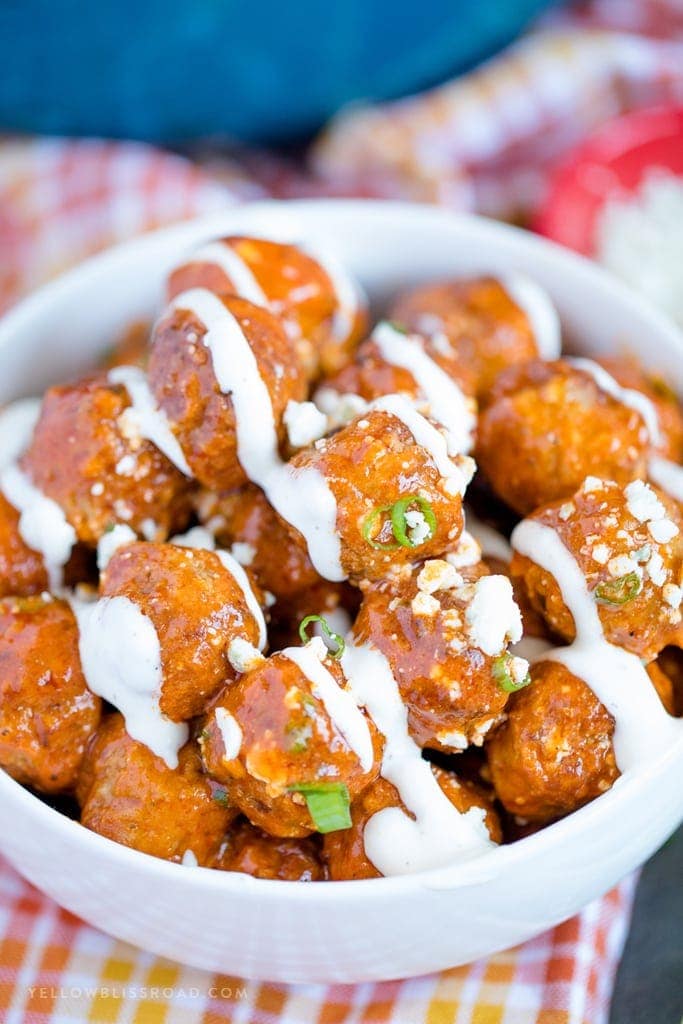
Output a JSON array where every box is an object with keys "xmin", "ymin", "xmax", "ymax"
[{"xmin": 0, "ymin": 200, "xmax": 681, "ymax": 984}]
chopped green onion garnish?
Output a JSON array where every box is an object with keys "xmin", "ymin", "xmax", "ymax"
[
  {"xmin": 492, "ymin": 654, "xmax": 532, "ymax": 694},
  {"xmin": 385, "ymin": 319, "xmax": 409, "ymax": 335},
  {"xmin": 362, "ymin": 495, "xmax": 437, "ymax": 550},
  {"xmin": 298, "ymin": 615, "xmax": 346, "ymax": 659},
  {"xmin": 390, "ymin": 495, "xmax": 437, "ymax": 548},
  {"xmin": 595, "ymin": 572, "xmax": 642, "ymax": 606},
  {"xmin": 212, "ymin": 787, "xmax": 229, "ymax": 806},
  {"xmin": 289, "ymin": 782, "xmax": 352, "ymax": 833}
]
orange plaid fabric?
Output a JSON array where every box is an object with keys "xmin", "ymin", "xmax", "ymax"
[{"xmin": 0, "ymin": 856, "xmax": 636, "ymax": 1024}]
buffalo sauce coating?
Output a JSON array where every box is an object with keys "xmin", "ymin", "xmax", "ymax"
[
  {"xmin": 323, "ymin": 769, "xmax": 502, "ymax": 881},
  {"xmin": 0, "ymin": 595, "xmax": 101, "ymax": 793},
  {"xmin": 599, "ymin": 355, "xmax": 683, "ymax": 462},
  {"xmin": 388, "ymin": 277, "xmax": 545, "ymax": 398},
  {"xmin": 100, "ymin": 541, "xmax": 263, "ymax": 721},
  {"xmin": 352, "ymin": 559, "xmax": 513, "ymax": 752},
  {"xmin": 0, "ymin": 492, "xmax": 50, "ymax": 596},
  {"xmin": 200, "ymin": 649, "xmax": 381, "ymax": 838},
  {"xmin": 285, "ymin": 408, "xmax": 466, "ymax": 582},
  {"xmin": 149, "ymin": 295, "xmax": 306, "ymax": 492},
  {"xmin": 76, "ymin": 713, "xmax": 234, "ymax": 864},
  {"xmin": 167, "ymin": 235, "xmax": 367, "ymax": 378},
  {"xmin": 476, "ymin": 359, "xmax": 651, "ymax": 515},
  {"xmin": 20, "ymin": 375, "xmax": 193, "ymax": 545},
  {"xmin": 510, "ymin": 479, "xmax": 683, "ymax": 661},
  {"xmin": 212, "ymin": 819, "xmax": 325, "ymax": 881},
  {"xmin": 486, "ymin": 658, "xmax": 674, "ymax": 824}
]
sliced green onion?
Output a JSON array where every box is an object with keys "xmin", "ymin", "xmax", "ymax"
[
  {"xmin": 298, "ymin": 615, "xmax": 346, "ymax": 659},
  {"xmin": 492, "ymin": 654, "xmax": 532, "ymax": 694},
  {"xmin": 385, "ymin": 319, "xmax": 409, "ymax": 335},
  {"xmin": 390, "ymin": 495, "xmax": 437, "ymax": 548},
  {"xmin": 362, "ymin": 495, "xmax": 437, "ymax": 550},
  {"xmin": 289, "ymin": 782, "xmax": 352, "ymax": 833},
  {"xmin": 212, "ymin": 787, "xmax": 229, "ymax": 806},
  {"xmin": 595, "ymin": 572, "xmax": 642, "ymax": 606},
  {"xmin": 361, "ymin": 504, "xmax": 399, "ymax": 550}
]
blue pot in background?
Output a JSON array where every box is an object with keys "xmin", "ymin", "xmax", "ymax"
[{"xmin": 0, "ymin": 1, "xmax": 556, "ymax": 143}]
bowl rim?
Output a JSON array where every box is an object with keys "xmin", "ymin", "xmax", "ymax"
[{"xmin": 1, "ymin": 197, "xmax": 682, "ymax": 899}]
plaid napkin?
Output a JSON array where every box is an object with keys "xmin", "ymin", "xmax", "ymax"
[{"xmin": 0, "ymin": 1, "xmax": 675, "ymax": 1017}]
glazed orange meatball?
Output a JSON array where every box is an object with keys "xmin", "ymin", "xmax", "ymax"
[
  {"xmin": 167, "ymin": 235, "xmax": 367, "ymax": 378},
  {"xmin": 201, "ymin": 643, "xmax": 381, "ymax": 838},
  {"xmin": 20, "ymin": 374, "xmax": 192, "ymax": 545},
  {"xmin": 213, "ymin": 819, "xmax": 325, "ymax": 880},
  {"xmin": 194, "ymin": 484, "xmax": 322, "ymax": 602},
  {"xmin": 476, "ymin": 359, "xmax": 651, "ymax": 515},
  {"xmin": 352, "ymin": 558, "xmax": 527, "ymax": 751},
  {"xmin": 511, "ymin": 478, "xmax": 683, "ymax": 661},
  {"xmin": 0, "ymin": 493, "xmax": 49, "ymax": 597},
  {"xmin": 388, "ymin": 276, "xmax": 558, "ymax": 397},
  {"xmin": 149, "ymin": 294, "xmax": 306, "ymax": 491},
  {"xmin": 599, "ymin": 355, "xmax": 683, "ymax": 462},
  {"xmin": 486, "ymin": 656, "xmax": 672, "ymax": 823},
  {"xmin": 77, "ymin": 714, "xmax": 234, "ymax": 863},
  {"xmin": 283, "ymin": 403, "xmax": 472, "ymax": 582},
  {"xmin": 0, "ymin": 595, "xmax": 101, "ymax": 793},
  {"xmin": 101, "ymin": 541, "xmax": 264, "ymax": 721},
  {"xmin": 193, "ymin": 483, "xmax": 358, "ymax": 641},
  {"xmin": 324, "ymin": 769, "xmax": 502, "ymax": 880},
  {"xmin": 317, "ymin": 320, "xmax": 477, "ymax": 414}
]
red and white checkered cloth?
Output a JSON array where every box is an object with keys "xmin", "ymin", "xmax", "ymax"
[{"xmin": 0, "ymin": 1, "xmax": 675, "ymax": 1019}]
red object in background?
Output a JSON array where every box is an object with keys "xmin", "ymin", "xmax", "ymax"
[{"xmin": 536, "ymin": 105, "xmax": 683, "ymax": 256}]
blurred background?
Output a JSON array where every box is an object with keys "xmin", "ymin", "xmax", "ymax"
[{"xmin": 0, "ymin": 2, "xmax": 682, "ymax": 1021}]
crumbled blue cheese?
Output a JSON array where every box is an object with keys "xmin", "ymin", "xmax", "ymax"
[{"xmin": 465, "ymin": 575, "xmax": 523, "ymax": 656}]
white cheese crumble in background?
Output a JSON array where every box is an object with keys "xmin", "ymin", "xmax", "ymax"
[{"xmin": 596, "ymin": 171, "xmax": 683, "ymax": 329}]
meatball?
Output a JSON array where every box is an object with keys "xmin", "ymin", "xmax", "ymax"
[
  {"xmin": 77, "ymin": 714, "xmax": 233, "ymax": 863},
  {"xmin": 149, "ymin": 293, "xmax": 306, "ymax": 491},
  {"xmin": 598, "ymin": 355, "xmax": 683, "ymax": 462},
  {"xmin": 476, "ymin": 359, "xmax": 651, "ymax": 515},
  {"xmin": 388, "ymin": 275, "xmax": 559, "ymax": 397},
  {"xmin": 0, "ymin": 492, "xmax": 49, "ymax": 597},
  {"xmin": 0, "ymin": 595, "xmax": 101, "ymax": 793},
  {"xmin": 316, "ymin": 321, "xmax": 477, "ymax": 452},
  {"xmin": 200, "ymin": 640, "xmax": 381, "ymax": 838},
  {"xmin": 280, "ymin": 400, "xmax": 472, "ymax": 582},
  {"xmin": 167, "ymin": 235, "xmax": 368, "ymax": 378},
  {"xmin": 487, "ymin": 659, "xmax": 634, "ymax": 822},
  {"xmin": 194, "ymin": 484, "xmax": 322, "ymax": 602},
  {"xmin": 20, "ymin": 374, "xmax": 192, "ymax": 545},
  {"xmin": 193, "ymin": 483, "xmax": 359, "ymax": 643},
  {"xmin": 324, "ymin": 769, "xmax": 502, "ymax": 880},
  {"xmin": 511, "ymin": 478, "xmax": 683, "ymax": 660},
  {"xmin": 213, "ymin": 819, "xmax": 325, "ymax": 880},
  {"xmin": 352, "ymin": 558, "xmax": 527, "ymax": 751},
  {"xmin": 101, "ymin": 541, "xmax": 265, "ymax": 721}
]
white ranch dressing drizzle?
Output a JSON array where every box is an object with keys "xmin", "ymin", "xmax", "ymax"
[
  {"xmin": 171, "ymin": 525, "xmax": 267, "ymax": 651},
  {"xmin": 169, "ymin": 287, "xmax": 344, "ymax": 580},
  {"xmin": 511, "ymin": 520, "xmax": 680, "ymax": 770},
  {"xmin": 341, "ymin": 640, "xmax": 494, "ymax": 876},
  {"xmin": 108, "ymin": 365, "xmax": 192, "ymax": 476},
  {"xmin": 72, "ymin": 594, "xmax": 188, "ymax": 769},
  {"xmin": 372, "ymin": 322, "xmax": 476, "ymax": 454},
  {"xmin": 184, "ymin": 241, "xmax": 268, "ymax": 307},
  {"xmin": 500, "ymin": 274, "xmax": 561, "ymax": 360},
  {"xmin": 370, "ymin": 394, "xmax": 469, "ymax": 496},
  {"xmin": 649, "ymin": 455, "xmax": 683, "ymax": 502},
  {"xmin": 283, "ymin": 638, "xmax": 374, "ymax": 772},
  {"xmin": 0, "ymin": 398, "xmax": 77, "ymax": 591},
  {"xmin": 214, "ymin": 706, "xmax": 243, "ymax": 761},
  {"xmin": 567, "ymin": 357, "xmax": 663, "ymax": 447}
]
